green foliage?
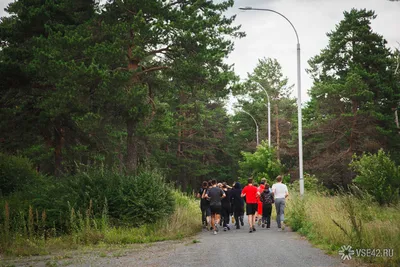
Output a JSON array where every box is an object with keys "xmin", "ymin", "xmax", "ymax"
[
  {"xmin": 350, "ymin": 149, "xmax": 400, "ymax": 205},
  {"xmin": 238, "ymin": 141, "xmax": 282, "ymax": 184},
  {"xmin": 0, "ymin": 153, "xmax": 42, "ymax": 196},
  {"xmin": 287, "ymin": 195, "xmax": 307, "ymax": 232},
  {"xmin": 32, "ymin": 167, "xmax": 175, "ymax": 228},
  {"xmin": 0, "ymin": 189, "xmax": 199, "ymax": 257},
  {"xmin": 289, "ymin": 173, "xmax": 326, "ymax": 193},
  {"xmin": 304, "ymin": 9, "xmax": 400, "ymax": 187}
]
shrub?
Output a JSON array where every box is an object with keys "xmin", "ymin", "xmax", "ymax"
[
  {"xmin": 350, "ymin": 149, "xmax": 400, "ymax": 205},
  {"xmin": 0, "ymin": 153, "xmax": 41, "ymax": 196},
  {"xmin": 238, "ymin": 141, "xmax": 282, "ymax": 184},
  {"xmin": 32, "ymin": 167, "xmax": 175, "ymax": 230},
  {"xmin": 289, "ymin": 173, "xmax": 326, "ymax": 193}
]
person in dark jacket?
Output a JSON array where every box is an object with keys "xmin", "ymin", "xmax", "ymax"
[
  {"xmin": 259, "ymin": 183, "xmax": 274, "ymax": 228},
  {"xmin": 221, "ymin": 184, "xmax": 232, "ymax": 231},
  {"xmin": 230, "ymin": 182, "xmax": 244, "ymax": 229}
]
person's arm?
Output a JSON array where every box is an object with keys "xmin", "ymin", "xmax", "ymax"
[
  {"xmin": 240, "ymin": 187, "xmax": 246, "ymax": 197},
  {"xmin": 221, "ymin": 189, "xmax": 226, "ymax": 198},
  {"xmin": 285, "ymin": 185, "xmax": 289, "ymax": 198}
]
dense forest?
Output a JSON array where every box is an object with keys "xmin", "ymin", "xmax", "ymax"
[{"xmin": 1, "ymin": 1, "xmax": 399, "ymax": 193}]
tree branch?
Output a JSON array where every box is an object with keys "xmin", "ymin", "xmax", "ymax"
[
  {"xmin": 137, "ymin": 66, "xmax": 169, "ymax": 75},
  {"xmin": 148, "ymin": 46, "xmax": 171, "ymax": 55}
]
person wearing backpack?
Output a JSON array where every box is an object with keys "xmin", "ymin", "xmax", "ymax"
[{"xmin": 259, "ymin": 183, "xmax": 274, "ymax": 228}]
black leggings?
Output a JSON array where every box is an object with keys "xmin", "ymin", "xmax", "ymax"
[
  {"xmin": 233, "ymin": 206, "xmax": 244, "ymax": 226},
  {"xmin": 221, "ymin": 206, "xmax": 231, "ymax": 227},
  {"xmin": 262, "ymin": 203, "xmax": 272, "ymax": 226}
]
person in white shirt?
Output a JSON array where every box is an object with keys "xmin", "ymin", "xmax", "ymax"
[{"xmin": 272, "ymin": 175, "xmax": 289, "ymax": 230}]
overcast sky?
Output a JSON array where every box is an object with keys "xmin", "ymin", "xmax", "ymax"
[{"xmin": 1, "ymin": 0, "xmax": 399, "ymax": 105}]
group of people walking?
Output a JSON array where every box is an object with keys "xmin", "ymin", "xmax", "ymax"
[{"xmin": 197, "ymin": 176, "xmax": 289, "ymax": 235}]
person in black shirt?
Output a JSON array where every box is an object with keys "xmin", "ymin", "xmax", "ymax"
[
  {"xmin": 197, "ymin": 181, "xmax": 210, "ymax": 229},
  {"xmin": 205, "ymin": 179, "xmax": 225, "ymax": 235},
  {"xmin": 221, "ymin": 184, "xmax": 231, "ymax": 231},
  {"xmin": 230, "ymin": 182, "xmax": 245, "ymax": 229}
]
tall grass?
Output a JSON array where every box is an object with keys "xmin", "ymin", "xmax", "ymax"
[
  {"xmin": 286, "ymin": 192, "xmax": 400, "ymax": 266},
  {"xmin": 0, "ymin": 190, "xmax": 201, "ymax": 256}
]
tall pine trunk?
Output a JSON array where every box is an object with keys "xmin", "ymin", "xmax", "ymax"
[
  {"xmin": 125, "ymin": 42, "xmax": 140, "ymax": 172},
  {"xmin": 54, "ymin": 122, "xmax": 64, "ymax": 177},
  {"xmin": 126, "ymin": 118, "xmax": 138, "ymax": 173}
]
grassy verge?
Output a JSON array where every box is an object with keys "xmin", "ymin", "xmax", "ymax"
[
  {"xmin": 286, "ymin": 192, "xmax": 400, "ymax": 266},
  {"xmin": 1, "ymin": 190, "xmax": 201, "ymax": 257}
]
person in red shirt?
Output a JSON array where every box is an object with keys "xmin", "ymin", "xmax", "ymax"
[
  {"xmin": 256, "ymin": 179, "xmax": 266, "ymax": 226},
  {"xmin": 241, "ymin": 178, "xmax": 260, "ymax": 233}
]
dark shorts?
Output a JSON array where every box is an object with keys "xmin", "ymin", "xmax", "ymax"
[
  {"xmin": 246, "ymin": 203, "xmax": 258, "ymax": 215},
  {"xmin": 201, "ymin": 205, "xmax": 211, "ymax": 216},
  {"xmin": 210, "ymin": 205, "xmax": 221, "ymax": 215}
]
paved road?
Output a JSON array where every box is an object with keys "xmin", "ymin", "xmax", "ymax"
[
  {"xmin": 3, "ymin": 218, "xmax": 348, "ymax": 267},
  {"xmin": 151, "ymin": 219, "xmax": 347, "ymax": 267}
]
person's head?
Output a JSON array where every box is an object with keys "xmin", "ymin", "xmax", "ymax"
[
  {"xmin": 202, "ymin": 181, "xmax": 208, "ymax": 188},
  {"xmin": 211, "ymin": 179, "xmax": 217, "ymax": 186},
  {"xmin": 276, "ymin": 175, "xmax": 283, "ymax": 183},
  {"xmin": 222, "ymin": 184, "xmax": 227, "ymax": 189},
  {"xmin": 208, "ymin": 180, "xmax": 212, "ymax": 187},
  {"xmin": 222, "ymin": 182, "xmax": 227, "ymax": 187},
  {"xmin": 234, "ymin": 182, "xmax": 242, "ymax": 189},
  {"xmin": 248, "ymin": 178, "xmax": 253, "ymax": 185},
  {"xmin": 260, "ymin": 178, "xmax": 267, "ymax": 185},
  {"xmin": 264, "ymin": 183, "xmax": 270, "ymax": 190},
  {"xmin": 217, "ymin": 183, "xmax": 222, "ymax": 188}
]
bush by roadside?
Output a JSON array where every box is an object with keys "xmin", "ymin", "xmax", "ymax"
[
  {"xmin": 286, "ymin": 192, "xmax": 400, "ymax": 266},
  {"xmin": 0, "ymin": 190, "xmax": 200, "ymax": 256}
]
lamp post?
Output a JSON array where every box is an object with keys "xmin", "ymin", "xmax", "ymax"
[
  {"xmin": 253, "ymin": 81, "xmax": 271, "ymax": 147},
  {"xmin": 239, "ymin": 6, "xmax": 304, "ymax": 196},
  {"xmin": 240, "ymin": 79, "xmax": 271, "ymax": 147},
  {"xmin": 241, "ymin": 110, "xmax": 259, "ymax": 146}
]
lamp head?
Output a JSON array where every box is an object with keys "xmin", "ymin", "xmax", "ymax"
[{"xmin": 239, "ymin": 6, "xmax": 253, "ymax": 10}]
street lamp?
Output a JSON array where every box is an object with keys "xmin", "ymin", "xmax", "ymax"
[
  {"xmin": 253, "ymin": 81, "xmax": 271, "ymax": 148},
  {"xmin": 241, "ymin": 110, "xmax": 259, "ymax": 146},
  {"xmin": 240, "ymin": 79, "xmax": 271, "ymax": 147},
  {"xmin": 239, "ymin": 6, "xmax": 304, "ymax": 196}
]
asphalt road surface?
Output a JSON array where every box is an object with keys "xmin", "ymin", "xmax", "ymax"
[
  {"xmin": 3, "ymin": 217, "xmax": 348, "ymax": 267},
  {"xmin": 151, "ymin": 219, "xmax": 347, "ymax": 267}
]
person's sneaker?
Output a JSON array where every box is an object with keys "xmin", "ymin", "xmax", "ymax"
[
  {"xmin": 227, "ymin": 226, "xmax": 230, "ymax": 231},
  {"xmin": 215, "ymin": 224, "xmax": 219, "ymax": 232},
  {"xmin": 214, "ymin": 230, "xmax": 217, "ymax": 235},
  {"xmin": 249, "ymin": 228, "xmax": 253, "ymax": 233},
  {"xmin": 240, "ymin": 218, "xmax": 244, "ymax": 226},
  {"xmin": 267, "ymin": 224, "xmax": 270, "ymax": 229},
  {"xmin": 252, "ymin": 227, "xmax": 256, "ymax": 232},
  {"xmin": 262, "ymin": 223, "xmax": 265, "ymax": 228},
  {"xmin": 223, "ymin": 227, "xmax": 227, "ymax": 231}
]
